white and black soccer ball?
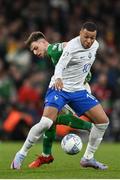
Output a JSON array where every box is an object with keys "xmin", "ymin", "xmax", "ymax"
[{"xmin": 61, "ymin": 133, "xmax": 83, "ymax": 155}]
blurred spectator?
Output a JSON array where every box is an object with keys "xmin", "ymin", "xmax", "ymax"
[
  {"xmin": 2, "ymin": 104, "xmax": 33, "ymax": 140},
  {"xmin": 0, "ymin": 59, "xmax": 17, "ymax": 104},
  {"xmin": 111, "ymin": 99, "xmax": 120, "ymax": 142},
  {"xmin": 91, "ymin": 73, "xmax": 112, "ymax": 116},
  {"xmin": 6, "ymin": 36, "xmax": 32, "ymax": 74}
]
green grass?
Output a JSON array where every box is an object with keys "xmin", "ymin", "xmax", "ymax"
[{"xmin": 0, "ymin": 141, "xmax": 120, "ymax": 179}]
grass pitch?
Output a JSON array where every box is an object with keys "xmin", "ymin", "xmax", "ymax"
[{"xmin": 0, "ymin": 141, "xmax": 120, "ymax": 179}]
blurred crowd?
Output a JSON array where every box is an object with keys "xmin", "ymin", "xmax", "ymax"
[{"xmin": 0, "ymin": 0, "xmax": 120, "ymax": 141}]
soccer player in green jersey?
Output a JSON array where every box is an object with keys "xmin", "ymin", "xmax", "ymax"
[{"xmin": 25, "ymin": 32, "xmax": 92, "ymax": 168}]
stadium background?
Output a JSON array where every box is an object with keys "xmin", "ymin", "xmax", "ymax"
[{"xmin": 0, "ymin": 0, "xmax": 120, "ymax": 142}]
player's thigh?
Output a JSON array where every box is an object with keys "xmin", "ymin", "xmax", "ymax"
[
  {"xmin": 85, "ymin": 104, "xmax": 109, "ymax": 124},
  {"xmin": 43, "ymin": 106, "xmax": 58, "ymax": 122},
  {"xmin": 44, "ymin": 88, "xmax": 69, "ymax": 120}
]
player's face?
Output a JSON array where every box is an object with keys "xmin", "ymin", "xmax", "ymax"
[
  {"xmin": 30, "ymin": 39, "xmax": 47, "ymax": 58},
  {"xmin": 80, "ymin": 29, "xmax": 97, "ymax": 49}
]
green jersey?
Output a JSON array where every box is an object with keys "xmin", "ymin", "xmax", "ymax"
[
  {"xmin": 47, "ymin": 43, "xmax": 64, "ymax": 66},
  {"xmin": 47, "ymin": 43, "xmax": 92, "ymax": 83}
]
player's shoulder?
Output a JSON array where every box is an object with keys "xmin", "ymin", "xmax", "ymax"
[
  {"xmin": 50, "ymin": 42, "xmax": 63, "ymax": 49},
  {"xmin": 48, "ymin": 42, "xmax": 64, "ymax": 52},
  {"xmin": 65, "ymin": 36, "xmax": 79, "ymax": 51},
  {"xmin": 68, "ymin": 36, "xmax": 79, "ymax": 45}
]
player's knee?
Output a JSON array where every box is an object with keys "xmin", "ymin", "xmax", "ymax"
[
  {"xmin": 94, "ymin": 115, "xmax": 109, "ymax": 131},
  {"xmin": 101, "ymin": 116, "xmax": 109, "ymax": 124},
  {"xmin": 97, "ymin": 113, "xmax": 109, "ymax": 124},
  {"xmin": 43, "ymin": 107, "xmax": 58, "ymax": 121},
  {"xmin": 106, "ymin": 116, "xmax": 109, "ymax": 124},
  {"xmin": 95, "ymin": 120, "xmax": 109, "ymax": 131},
  {"xmin": 38, "ymin": 116, "xmax": 53, "ymax": 130}
]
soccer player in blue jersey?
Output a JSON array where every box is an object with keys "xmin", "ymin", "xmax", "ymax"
[{"xmin": 11, "ymin": 22, "xmax": 109, "ymax": 170}]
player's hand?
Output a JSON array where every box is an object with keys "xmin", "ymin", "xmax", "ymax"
[{"xmin": 53, "ymin": 78, "xmax": 63, "ymax": 91}]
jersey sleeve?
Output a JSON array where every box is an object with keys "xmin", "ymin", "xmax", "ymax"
[
  {"xmin": 54, "ymin": 44, "xmax": 72, "ymax": 79},
  {"xmin": 47, "ymin": 43, "xmax": 64, "ymax": 66}
]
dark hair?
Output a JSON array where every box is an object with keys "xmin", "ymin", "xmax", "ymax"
[
  {"xmin": 82, "ymin": 22, "xmax": 97, "ymax": 32},
  {"xmin": 25, "ymin": 31, "xmax": 46, "ymax": 47}
]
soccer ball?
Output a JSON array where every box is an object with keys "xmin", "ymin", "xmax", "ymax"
[{"xmin": 61, "ymin": 133, "xmax": 83, "ymax": 155}]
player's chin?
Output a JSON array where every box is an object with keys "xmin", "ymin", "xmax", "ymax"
[
  {"xmin": 38, "ymin": 54, "xmax": 43, "ymax": 58},
  {"xmin": 84, "ymin": 44, "xmax": 91, "ymax": 49}
]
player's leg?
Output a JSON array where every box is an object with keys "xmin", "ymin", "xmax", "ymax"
[
  {"xmin": 80, "ymin": 104, "xmax": 109, "ymax": 169},
  {"xmin": 19, "ymin": 106, "xmax": 58, "ymax": 156},
  {"xmin": 11, "ymin": 106, "xmax": 57, "ymax": 169},
  {"xmin": 29, "ymin": 124, "xmax": 56, "ymax": 168},
  {"xmin": 11, "ymin": 88, "xmax": 67, "ymax": 169},
  {"xmin": 70, "ymin": 90, "xmax": 109, "ymax": 170},
  {"xmin": 43, "ymin": 125, "xmax": 56, "ymax": 155},
  {"xmin": 57, "ymin": 104, "xmax": 92, "ymax": 130},
  {"xmin": 57, "ymin": 113, "xmax": 92, "ymax": 130},
  {"xmin": 29, "ymin": 112, "xmax": 92, "ymax": 168}
]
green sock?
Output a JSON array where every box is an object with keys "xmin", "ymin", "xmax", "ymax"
[
  {"xmin": 43, "ymin": 125, "xmax": 56, "ymax": 155},
  {"xmin": 56, "ymin": 114, "xmax": 92, "ymax": 130}
]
